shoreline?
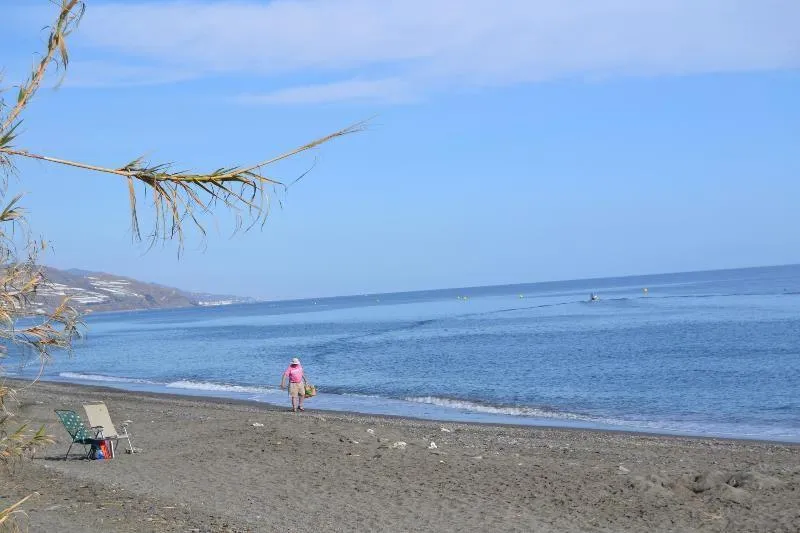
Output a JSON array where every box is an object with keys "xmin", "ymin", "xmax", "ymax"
[
  {"xmin": 9, "ymin": 378, "xmax": 800, "ymax": 448},
  {"xmin": 4, "ymin": 379, "xmax": 799, "ymax": 532},
  {"xmin": 15, "ymin": 374, "xmax": 800, "ymax": 445}
]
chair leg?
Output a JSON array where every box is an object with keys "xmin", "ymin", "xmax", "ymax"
[
  {"xmin": 65, "ymin": 442, "xmax": 73, "ymax": 460},
  {"xmin": 120, "ymin": 430, "xmax": 135, "ymax": 453}
]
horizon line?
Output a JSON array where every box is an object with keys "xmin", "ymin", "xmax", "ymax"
[{"xmin": 254, "ymin": 262, "xmax": 800, "ymax": 304}]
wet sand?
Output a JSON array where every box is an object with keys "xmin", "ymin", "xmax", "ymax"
[{"xmin": 4, "ymin": 380, "xmax": 799, "ymax": 532}]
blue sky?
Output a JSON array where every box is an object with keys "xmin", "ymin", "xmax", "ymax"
[{"xmin": 2, "ymin": 0, "xmax": 799, "ymax": 299}]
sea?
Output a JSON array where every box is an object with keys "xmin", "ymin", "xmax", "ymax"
[{"xmin": 7, "ymin": 264, "xmax": 800, "ymax": 443}]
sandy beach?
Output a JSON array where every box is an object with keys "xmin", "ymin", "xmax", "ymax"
[{"xmin": 3, "ymin": 380, "xmax": 798, "ymax": 532}]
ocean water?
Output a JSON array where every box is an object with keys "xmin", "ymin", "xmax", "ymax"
[{"xmin": 7, "ymin": 265, "xmax": 800, "ymax": 442}]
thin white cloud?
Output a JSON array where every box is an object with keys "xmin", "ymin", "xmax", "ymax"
[
  {"xmin": 63, "ymin": 0, "xmax": 800, "ymax": 101},
  {"xmin": 63, "ymin": 60, "xmax": 197, "ymax": 88},
  {"xmin": 237, "ymin": 78, "xmax": 416, "ymax": 105}
]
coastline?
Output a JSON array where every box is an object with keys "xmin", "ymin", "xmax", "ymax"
[
  {"xmin": 10, "ymin": 378, "xmax": 800, "ymax": 447},
  {"xmin": 4, "ymin": 379, "xmax": 799, "ymax": 532},
  {"xmin": 24, "ymin": 373, "xmax": 800, "ymax": 444}
]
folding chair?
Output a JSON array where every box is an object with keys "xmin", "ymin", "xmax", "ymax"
[
  {"xmin": 83, "ymin": 402, "xmax": 137, "ymax": 455},
  {"xmin": 54, "ymin": 409, "xmax": 99, "ymax": 459}
]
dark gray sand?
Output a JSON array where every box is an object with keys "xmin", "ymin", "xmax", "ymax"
[{"xmin": 3, "ymin": 380, "xmax": 799, "ymax": 532}]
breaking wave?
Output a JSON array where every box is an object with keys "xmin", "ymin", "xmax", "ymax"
[
  {"xmin": 57, "ymin": 374, "xmax": 279, "ymax": 397},
  {"xmin": 403, "ymin": 396, "xmax": 587, "ymax": 420},
  {"xmin": 59, "ymin": 372, "xmax": 152, "ymax": 384},
  {"xmin": 165, "ymin": 380, "xmax": 278, "ymax": 395}
]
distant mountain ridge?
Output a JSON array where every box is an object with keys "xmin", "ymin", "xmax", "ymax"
[{"xmin": 35, "ymin": 266, "xmax": 255, "ymax": 313}]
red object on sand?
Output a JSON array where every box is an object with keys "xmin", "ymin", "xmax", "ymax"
[{"xmin": 99, "ymin": 438, "xmax": 113, "ymax": 460}]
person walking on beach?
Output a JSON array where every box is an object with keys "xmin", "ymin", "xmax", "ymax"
[{"xmin": 280, "ymin": 357, "xmax": 306, "ymax": 412}]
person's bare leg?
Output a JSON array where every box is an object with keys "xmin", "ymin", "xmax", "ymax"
[
  {"xmin": 291, "ymin": 393, "xmax": 298, "ymax": 412},
  {"xmin": 298, "ymin": 393, "xmax": 305, "ymax": 411}
]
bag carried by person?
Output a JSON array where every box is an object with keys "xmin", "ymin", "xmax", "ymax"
[{"xmin": 303, "ymin": 376, "xmax": 317, "ymax": 398}]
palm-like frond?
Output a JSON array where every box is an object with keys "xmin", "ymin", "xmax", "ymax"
[{"xmin": 1, "ymin": 120, "xmax": 364, "ymax": 253}]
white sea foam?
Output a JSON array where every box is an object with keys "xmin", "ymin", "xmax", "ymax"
[
  {"xmin": 403, "ymin": 396, "xmax": 586, "ymax": 420},
  {"xmin": 59, "ymin": 372, "xmax": 152, "ymax": 384},
  {"xmin": 165, "ymin": 380, "xmax": 278, "ymax": 395}
]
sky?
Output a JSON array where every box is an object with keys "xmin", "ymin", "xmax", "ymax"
[{"xmin": 1, "ymin": 0, "xmax": 799, "ymax": 300}]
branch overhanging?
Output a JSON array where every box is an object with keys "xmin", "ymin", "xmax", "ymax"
[{"xmin": 0, "ymin": 120, "xmax": 366, "ymax": 253}]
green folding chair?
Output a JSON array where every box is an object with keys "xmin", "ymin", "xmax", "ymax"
[{"xmin": 54, "ymin": 409, "xmax": 100, "ymax": 459}]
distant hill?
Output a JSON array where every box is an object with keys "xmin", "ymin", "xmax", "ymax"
[{"xmin": 34, "ymin": 266, "xmax": 256, "ymax": 313}]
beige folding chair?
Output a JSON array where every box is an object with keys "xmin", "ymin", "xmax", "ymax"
[{"xmin": 83, "ymin": 402, "xmax": 137, "ymax": 455}]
